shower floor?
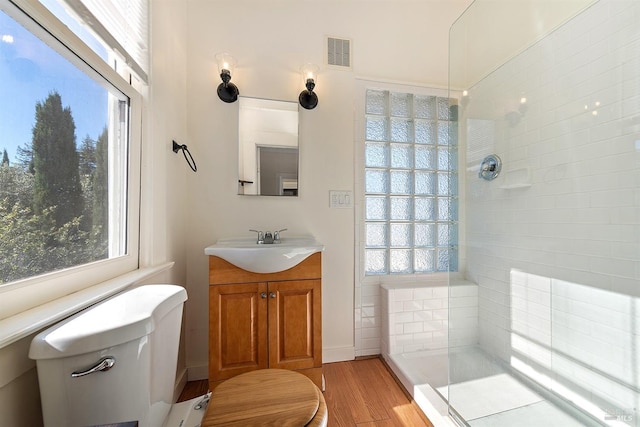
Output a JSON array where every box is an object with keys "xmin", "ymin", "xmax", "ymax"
[{"xmin": 384, "ymin": 347, "xmax": 600, "ymax": 427}]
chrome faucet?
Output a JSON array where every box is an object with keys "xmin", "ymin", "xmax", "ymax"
[
  {"xmin": 249, "ymin": 229, "xmax": 264, "ymax": 244},
  {"xmin": 274, "ymin": 229, "xmax": 287, "ymax": 243},
  {"xmin": 263, "ymin": 231, "xmax": 274, "ymax": 244},
  {"xmin": 249, "ymin": 228, "xmax": 287, "ymax": 244}
]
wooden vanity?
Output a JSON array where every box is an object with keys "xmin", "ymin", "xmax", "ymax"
[{"xmin": 208, "ymin": 252, "xmax": 322, "ymax": 390}]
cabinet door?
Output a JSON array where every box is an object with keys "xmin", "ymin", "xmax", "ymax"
[
  {"xmin": 268, "ymin": 280, "xmax": 322, "ymax": 370},
  {"xmin": 209, "ymin": 283, "xmax": 268, "ymax": 382}
]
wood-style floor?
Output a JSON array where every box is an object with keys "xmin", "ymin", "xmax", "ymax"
[{"xmin": 179, "ymin": 357, "xmax": 433, "ymax": 426}]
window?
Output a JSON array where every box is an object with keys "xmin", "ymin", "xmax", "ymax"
[
  {"xmin": 0, "ymin": 0, "xmax": 142, "ymax": 320},
  {"xmin": 364, "ymin": 89, "xmax": 458, "ymax": 275}
]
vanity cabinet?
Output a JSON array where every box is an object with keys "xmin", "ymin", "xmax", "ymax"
[{"xmin": 208, "ymin": 252, "xmax": 322, "ymax": 390}]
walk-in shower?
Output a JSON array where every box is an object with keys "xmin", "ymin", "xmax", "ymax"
[{"xmin": 383, "ymin": 0, "xmax": 640, "ymax": 426}]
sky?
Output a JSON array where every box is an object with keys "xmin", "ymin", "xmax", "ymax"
[{"xmin": 0, "ymin": 5, "xmax": 109, "ymax": 163}]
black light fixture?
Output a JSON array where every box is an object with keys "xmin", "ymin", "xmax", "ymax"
[
  {"xmin": 298, "ymin": 63, "xmax": 319, "ymax": 110},
  {"xmin": 215, "ymin": 52, "xmax": 239, "ymax": 103}
]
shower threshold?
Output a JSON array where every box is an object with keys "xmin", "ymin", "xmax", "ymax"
[{"xmin": 383, "ymin": 346, "xmax": 604, "ymax": 427}]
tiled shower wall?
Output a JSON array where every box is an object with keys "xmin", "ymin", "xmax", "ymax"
[
  {"xmin": 463, "ymin": 0, "xmax": 640, "ymax": 420},
  {"xmin": 380, "ymin": 280, "xmax": 478, "ymax": 356}
]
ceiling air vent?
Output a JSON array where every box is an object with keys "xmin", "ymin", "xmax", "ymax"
[{"xmin": 327, "ymin": 37, "xmax": 351, "ymax": 68}]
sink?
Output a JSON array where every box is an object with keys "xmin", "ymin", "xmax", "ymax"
[{"xmin": 204, "ymin": 236, "xmax": 324, "ymax": 273}]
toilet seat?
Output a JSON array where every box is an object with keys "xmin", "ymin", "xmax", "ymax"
[{"xmin": 202, "ymin": 369, "xmax": 327, "ymax": 426}]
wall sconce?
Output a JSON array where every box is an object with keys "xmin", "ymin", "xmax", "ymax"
[
  {"xmin": 298, "ymin": 63, "xmax": 319, "ymax": 110},
  {"xmin": 216, "ymin": 52, "xmax": 239, "ymax": 103}
]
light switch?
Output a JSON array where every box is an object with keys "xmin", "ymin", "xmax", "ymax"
[{"xmin": 329, "ymin": 190, "xmax": 353, "ymax": 208}]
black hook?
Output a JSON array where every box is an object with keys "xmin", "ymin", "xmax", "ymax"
[{"xmin": 172, "ymin": 140, "xmax": 197, "ymax": 172}]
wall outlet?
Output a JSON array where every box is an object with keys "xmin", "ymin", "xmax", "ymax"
[{"xmin": 329, "ymin": 190, "xmax": 353, "ymax": 208}]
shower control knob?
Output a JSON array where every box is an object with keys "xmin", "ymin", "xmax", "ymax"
[{"xmin": 479, "ymin": 154, "xmax": 502, "ymax": 181}]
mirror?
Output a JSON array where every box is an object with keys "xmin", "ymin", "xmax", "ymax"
[{"xmin": 238, "ymin": 97, "xmax": 299, "ymax": 196}]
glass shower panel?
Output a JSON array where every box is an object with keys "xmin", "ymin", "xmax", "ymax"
[{"xmin": 449, "ymin": 0, "xmax": 640, "ymax": 426}]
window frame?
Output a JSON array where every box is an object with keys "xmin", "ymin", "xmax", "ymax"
[
  {"xmin": 0, "ymin": 0, "xmax": 142, "ymax": 320},
  {"xmin": 356, "ymin": 79, "xmax": 459, "ymax": 285}
]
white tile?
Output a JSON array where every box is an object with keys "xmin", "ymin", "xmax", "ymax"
[
  {"xmin": 361, "ymin": 327, "xmax": 380, "ymax": 339},
  {"xmin": 432, "ymin": 309, "xmax": 448, "ymax": 320},
  {"xmin": 390, "ymin": 300, "xmax": 404, "ymax": 313},
  {"xmin": 394, "ymin": 288, "xmax": 414, "ymax": 301},
  {"xmin": 423, "ymin": 298, "xmax": 445, "ymax": 310},
  {"xmin": 395, "ymin": 311, "xmax": 414, "ymax": 324},
  {"xmin": 413, "ymin": 287, "xmax": 433, "ymax": 300},
  {"xmin": 414, "ymin": 310, "xmax": 433, "ymax": 321},
  {"xmin": 361, "ymin": 283, "xmax": 381, "ymax": 297},
  {"xmin": 404, "ymin": 322, "xmax": 424, "ymax": 334},
  {"xmin": 403, "ymin": 300, "xmax": 423, "ymax": 312},
  {"xmin": 360, "ymin": 315, "xmax": 378, "ymax": 329},
  {"xmin": 423, "ymin": 320, "xmax": 444, "ymax": 333},
  {"xmin": 361, "ymin": 305, "xmax": 378, "ymax": 319},
  {"xmin": 431, "ymin": 287, "xmax": 448, "ymax": 299},
  {"xmin": 359, "ymin": 338, "xmax": 380, "ymax": 353},
  {"xmin": 450, "ymin": 296, "xmax": 478, "ymax": 308},
  {"xmin": 450, "ymin": 284, "xmax": 478, "ymax": 297},
  {"xmin": 392, "ymin": 324, "xmax": 403, "ymax": 335}
]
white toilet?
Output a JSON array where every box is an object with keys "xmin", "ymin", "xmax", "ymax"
[{"xmin": 29, "ymin": 284, "xmax": 209, "ymax": 427}]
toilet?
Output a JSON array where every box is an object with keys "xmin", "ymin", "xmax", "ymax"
[
  {"xmin": 29, "ymin": 284, "xmax": 210, "ymax": 427},
  {"xmin": 203, "ymin": 368, "xmax": 328, "ymax": 426}
]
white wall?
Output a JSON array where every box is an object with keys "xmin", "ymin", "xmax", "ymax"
[
  {"xmin": 146, "ymin": 0, "xmax": 190, "ymax": 381},
  {"xmin": 183, "ymin": 0, "xmax": 471, "ymax": 374}
]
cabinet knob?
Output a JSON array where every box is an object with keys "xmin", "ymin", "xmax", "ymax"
[
  {"xmin": 260, "ymin": 292, "xmax": 267, "ymax": 299},
  {"xmin": 269, "ymin": 292, "xmax": 276, "ymax": 298}
]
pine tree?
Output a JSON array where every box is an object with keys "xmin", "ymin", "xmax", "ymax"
[
  {"xmin": 92, "ymin": 127, "xmax": 108, "ymax": 246},
  {"xmin": 78, "ymin": 135, "xmax": 96, "ymax": 175},
  {"xmin": 1, "ymin": 149, "xmax": 9, "ymax": 166},
  {"xmin": 16, "ymin": 143, "xmax": 34, "ymax": 173},
  {"xmin": 31, "ymin": 91, "xmax": 84, "ymax": 229}
]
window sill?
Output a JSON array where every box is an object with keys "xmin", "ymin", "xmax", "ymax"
[{"xmin": 0, "ymin": 262, "xmax": 174, "ymax": 349}]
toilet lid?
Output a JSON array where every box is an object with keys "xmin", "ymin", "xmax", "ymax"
[{"xmin": 203, "ymin": 369, "xmax": 320, "ymax": 426}]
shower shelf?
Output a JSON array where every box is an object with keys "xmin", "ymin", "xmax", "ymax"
[
  {"xmin": 498, "ymin": 167, "xmax": 531, "ymax": 189},
  {"xmin": 499, "ymin": 183, "xmax": 531, "ymax": 189}
]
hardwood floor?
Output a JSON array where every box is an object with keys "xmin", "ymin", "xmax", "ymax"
[{"xmin": 178, "ymin": 357, "xmax": 433, "ymax": 426}]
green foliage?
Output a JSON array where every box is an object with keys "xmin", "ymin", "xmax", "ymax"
[
  {"xmin": 32, "ymin": 91, "xmax": 84, "ymax": 228},
  {"xmin": 79, "ymin": 135, "xmax": 96, "ymax": 175},
  {"xmin": 0, "ymin": 92, "xmax": 109, "ymax": 284},
  {"xmin": 0, "ymin": 164, "xmax": 34, "ymax": 208},
  {"xmin": 0, "ymin": 200, "xmax": 107, "ymax": 284},
  {"xmin": 16, "ymin": 143, "xmax": 34, "ymax": 173},
  {"xmin": 92, "ymin": 127, "xmax": 108, "ymax": 243}
]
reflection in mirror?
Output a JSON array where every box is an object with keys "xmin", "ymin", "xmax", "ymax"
[{"xmin": 238, "ymin": 97, "xmax": 299, "ymax": 196}]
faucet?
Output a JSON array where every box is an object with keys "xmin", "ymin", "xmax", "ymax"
[
  {"xmin": 249, "ymin": 229, "xmax": 264, "ymax": 244},
  {"xmin": 249, "ymin": 228, "xmax": 287, "ymax": 244},
  {"xmin": 263, "ymin": 231, "xmax": 274, "ymax": 244},
  {"xmin": 274, "ymin": 229, "xmax": 287, "ymax": 243}
]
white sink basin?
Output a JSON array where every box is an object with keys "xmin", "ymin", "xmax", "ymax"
[{"xmin": 204, "ymin": 236, "xmax": 324, "ymax": 273}]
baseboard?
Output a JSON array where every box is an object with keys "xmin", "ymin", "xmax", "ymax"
[
  {"xmin": 187, "ymin": 364, "xmax": 209, "ymax": 381},
  {"xmin": 323, "ymin": 346, "xmax": 355, "ymax": 363},
  {"xmin": 185, "ymin": 348, "xmax": 356, "ymax": 380},
  {"xmin": 173, "ymin": 367, "xmax": 188, "ymax": 402}
]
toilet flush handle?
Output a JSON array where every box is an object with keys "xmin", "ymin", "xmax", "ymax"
[{"xmin": 71, "ymin": 356, "xmax": 116, "ymax": 378}]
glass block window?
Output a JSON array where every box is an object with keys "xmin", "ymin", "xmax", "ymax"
[{"xmin": 364, "ymin": 89, "xmax": 458, "ymax": 274}]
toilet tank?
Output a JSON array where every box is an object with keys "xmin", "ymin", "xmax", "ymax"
[{"xmin": 29, "ymin": 284, "xmax": 188, "ymax": 427}]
